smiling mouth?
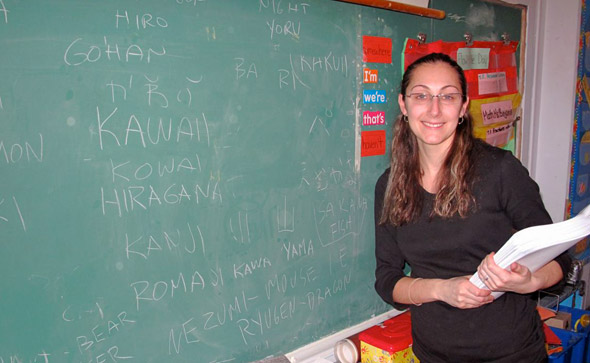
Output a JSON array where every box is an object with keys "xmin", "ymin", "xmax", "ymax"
[{"xmin": 423, "ymin": 121, "xmax": 443, "ymax": 128}]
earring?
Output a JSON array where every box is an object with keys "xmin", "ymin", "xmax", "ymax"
[
  {"xmin": 403, "ymin": 115, "xmax": 408, "ymax": 122},
  {"xmin": 458, "ymin": 116, "xmax": 465, "ymax": 125}
]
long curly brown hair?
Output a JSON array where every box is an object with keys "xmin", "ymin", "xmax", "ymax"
[{"xmin": 379, "ymin": 53, "xmax": 477, "ymax": 226}]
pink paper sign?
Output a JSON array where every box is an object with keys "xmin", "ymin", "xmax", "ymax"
[
  {"xmin": 486, "ymin": 123, "xmax": 513, "ymax": 146},
  {"xmin": 363, "ymin": 111, "xmax": 385, "ymax": 126},
  {"xmin": 478, "ymin": 72, "xmax": 508, "ymax": 96},
  {"xmin": 480, "ymin": 100, "xmax": 513, "ymax": 125}
]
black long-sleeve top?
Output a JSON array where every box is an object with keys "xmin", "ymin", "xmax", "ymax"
[{"xmin": 374, "ymin": 141, "xmax": 571, "ymax": 362}]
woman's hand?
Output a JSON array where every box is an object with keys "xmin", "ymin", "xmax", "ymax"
[
  {"xmin": 477, "ymin": 252, "xmax": 537, "ymax": 294},
  {"xmin": 437, "ymin": 276, "xmax": 494, "ymax": 309}
]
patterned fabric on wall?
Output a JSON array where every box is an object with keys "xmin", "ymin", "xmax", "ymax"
[{"xmin": 568, "ymin": 0, "xmax": 590, "ymax": 256}]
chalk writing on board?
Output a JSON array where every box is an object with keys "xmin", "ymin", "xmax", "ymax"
[
  {"xmin": 309, "ymin": 115, "xmax": 330, "ymax": 135},
  {"xmin": 314, "ymin": 197, "xmax": 367, "ymax": 247},
  {"xmin": 235, "ymin": 58, "xmax": 259, "ymax": 80},
  {"xmin": 106, "ymin": 75, "xmax": 201, "ymax": 107},
  {"xmin": 145, "ymin": 76, "xmax": 171, "ymax": 108},
  {"xmin": 176, "ymin": 0, "xmax": 206, "ymax": 6},
  {"xmin": 58, "ymin": 300, "xmax": 140, "ymax": 362},
  {"xmin": 236, "ymin": 297, "xmax": 298, "ymax": 345},
  {"xmin": 0, "ymin": 0, "xmax": 7, "ymax": 24},
  {"xmin": 278, "ymin": 53, "xmax": 349, "ymax": 91},
  {"xmin": 1, "ymin": 352, "xmax": 51, "ymax": 363},
  {"xmin": 61, "ymin": 301, "xmax": 108, "ymax": 323},
  {"xmin": 95, "ymin": 108, "xmax": 212, "ymax": 149},
  {"xmin": 281, "ymin": 238, "xmax": 315, "ymax": 261},
  {"xmin": 234, "ymin": 256, "xmax": 273, "ymax": 279},
  {"xmin": 0, "ymin": 133, "xmax": 43, "ymax": 164},
  {"xmin": 305, "ymin": 270, "xmax": 352, "ymax": 311},
  {"xmin": 299, "ymin": 160, "xmax": 356, "ymax": 192},
  {"xmin": 130, "ymin": 270, "xmax": 207, "ymax": 311},
  {"xmin": 100, "ymin": 182, "xmax": 223, "ymax": 217},
  {"xmin": 75, "ymin": 310, "xmax": 136, "ymax": 356},
  {"xmin": 259, "ymin": 0, "xmax": 310, "ymax": 15},
  {"xmin": 115, "ymin": 10, "xmax": 169, "ymax": 30},
  {"xmin": 77, "ymin": 344, "xmax": 133, "ymax": 362},
  {"xmin": 259, "ymin": 0, "xmax": 310, "ymax": 40},
  {"xmin": 124, "ymin": 222, "xmax": 205, "ymax": 260},
  {"xmin": 295, "ymin": 53, "xmax": 349, "ymax": 75},
  {"xmin": 266, "ymin": 19, "xmax": 301, "ymax": 40},
  {"xmin": 108, "ymin": 156, "xmax": 204, "ymax": 183},
  {"xmin": 264, "ymin": 266, "xmax": 318, "ymax": 300},
  {"xmin": 277, "ymin": 196, "xmax": 295, "ymax": 232},
  {"xmin": 0, "ymin": 196, "xmax": 26, "ymax": 232},
  {"xmin": 202, "ymin": 290, "xmax": 259, "ymax": 331},
  {"xmin": 230, "ymin": 211, "xmax": 252, "ymax": 243},
  {"xmin": 168, "ymin": 317, "xmax": 201, "ymax": 354},
  {"xmin": 64, "ymin": 37, "xmax": 166, "ymax": 66}
]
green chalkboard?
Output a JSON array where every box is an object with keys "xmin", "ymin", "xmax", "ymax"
[{"xmin": 0, "ymin": 0, "xmax": 521, "ymax": 362}]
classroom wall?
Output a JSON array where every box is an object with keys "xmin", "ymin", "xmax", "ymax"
[{"xmin": 508, "ymin": 0, "xmax": 581, "ymax": 222}]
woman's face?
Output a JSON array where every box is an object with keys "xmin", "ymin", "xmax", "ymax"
[{"xmin": 398, "ymin": 62, "xmax": 469, "ymax": 154}]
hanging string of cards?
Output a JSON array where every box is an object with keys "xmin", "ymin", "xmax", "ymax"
[{"xmin": 360, "ymin": 35, "xmax": 391, "ymax": 158}]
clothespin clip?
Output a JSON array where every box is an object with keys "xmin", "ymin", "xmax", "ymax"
[
  {"xmin": 417, "ymin": 32, "xmax": 427, "ymax": 44},
  {"xmin": 464, "ymin": 32, "xmax": 473, "ymax": 46},
  {"xmin": 501, "ymin": 32, "xmax": 511, "ymax": 45}
]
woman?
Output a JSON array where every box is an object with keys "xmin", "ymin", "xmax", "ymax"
[{"xmin": 374, "ymin": 53, "xmax": 571, "ymax": 362}]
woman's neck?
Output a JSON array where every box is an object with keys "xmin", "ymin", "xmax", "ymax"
[{"xmin": 419, "ymin": 144, "xmax": 451, "ymax": 193}]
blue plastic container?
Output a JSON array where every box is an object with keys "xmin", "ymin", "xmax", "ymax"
[
  {"xmin": 548, "ymin": 326, "xmax": 585, "ymax": 363},
  {"xmin": 559, "ymin": 306, "xmax": 590, "ymax": 362}
]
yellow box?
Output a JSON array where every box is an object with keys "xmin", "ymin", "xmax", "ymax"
[
  {"xmin": 360, "ymin": 341, "xmax": 417, "ymax": 363},
  {"xmin": 359, "ymin": 311, "xmax": 419, "ymax": 363}
]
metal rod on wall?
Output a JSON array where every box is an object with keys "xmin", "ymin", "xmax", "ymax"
[{"xmin": 334, "ymin": 0, "xmax": 446, "ymax": 19}]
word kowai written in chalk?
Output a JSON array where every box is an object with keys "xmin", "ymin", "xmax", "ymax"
[{"xmin": 108, "ymin": 155, "xmax": 204, "ymax": 183}]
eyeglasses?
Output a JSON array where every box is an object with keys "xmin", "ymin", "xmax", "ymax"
[{"xmin": 405, "ymin": 92, "xmax": 464, "ymax": 105}]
